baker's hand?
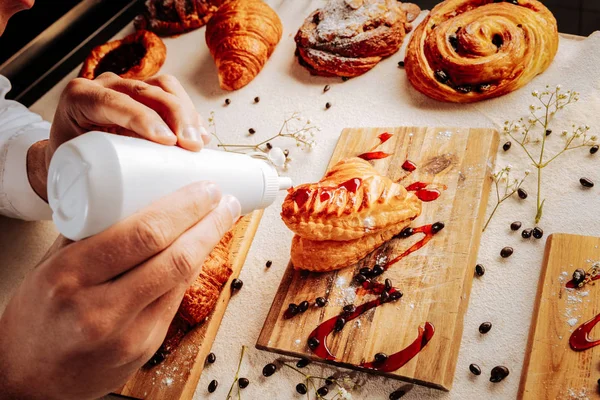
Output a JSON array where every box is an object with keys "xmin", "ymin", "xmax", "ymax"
[
  {"xmin": 0, "ymin": 182, "xmax": 240, "ymax": 400},
  {"xmin": 27, "ymin": 73, "xmax": 210, "ymax": 201}
]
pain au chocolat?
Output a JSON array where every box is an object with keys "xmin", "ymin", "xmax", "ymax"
[
  {"xmin": 295, "ymin": 0, "xmax": 420, "ymax": 78},
  {"xmin": 79, "ymin": 30, "xmax": 166, "ymax": 80},
  {"xmin": 405, "ymin": 0, "xmax": 558, "ymax": 102},
  {"xmin": 281, "ymin": 158, "xmax": 421, "ymax": 272},
  {"xmin": 134, "ymin": 0, "xmax": 222, "ymax": 36}
]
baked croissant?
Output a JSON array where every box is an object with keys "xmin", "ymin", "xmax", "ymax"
[
  {"xmin": 205, "ymin": 0, "xmax": 283, "ymax": 91},
  {"xmin": 147, "ymin": 230, "xmax": 234, "ymax": 365},
  {"xmin": 405, "ymin": 0, "xmax": 558, "ymax": 103},
  {"xmin": 282, "ymin": 158, "xmax": 421, "ymax": 272},
  {"xmin": 79, "ymin": 30, "xmax": 166, "ymax": 80},
  {"xmin": 295, "ymin": 0, "xmax": 420, "ymax": 78},
  {"xmin": 134, "ymin": 0, "xmax": 222, "ymax": 36}
]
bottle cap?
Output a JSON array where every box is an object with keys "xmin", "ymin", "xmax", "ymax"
[{"xmin": 257, "ymin": 161, "xmax": 292, "ymax": 209}]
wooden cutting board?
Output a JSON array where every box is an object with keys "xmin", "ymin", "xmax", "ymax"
[
  {"xmin": 257, "ymin": 126, "xmax": 499, "ymax": 391},
  {"xmin": 519, "ymin": 234, "xmax": 600, "ymax": 400},
  {"xmin": 115, "ymin": 210, "xmax": 263, "ymax": 400}
]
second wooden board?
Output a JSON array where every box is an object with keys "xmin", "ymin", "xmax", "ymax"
[
  {"xmin": 257, "ymin": 126, "xmax": 499, "ymax": 390},
  {"xmin": 519, "ymin": 234, "xmax": 600, "ymax": 400}
]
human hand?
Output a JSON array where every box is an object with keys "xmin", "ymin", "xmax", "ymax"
[
  {"xmin": 27, "ymin": 73, "xmax": 209, "ymax": 201},
  {"xmin": 0, "ymin": 182, "xmax": 240, "ymax": 400}
]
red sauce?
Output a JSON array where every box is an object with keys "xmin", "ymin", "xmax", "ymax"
[
  {"xmin": 405, "ymin": 182, "xmax": 442, "ymax": 202},
  {"xmin": 566, "ymin": 275, "xmax": 600, "ymax": 288},
  {"xmin": 339, "ymin": 178, "xmax": 362, "ymax": 193},
  {"xmin": 405, "ymin": 182, "xmax": 428, "ymax": 191},
  {"xmin": 320, "ymin": 191, "xmax": 331, "ymax": 202},
  {"xmin": 570, "ymin": 313, "xmax": 600, "ymax": 351},
  {"xmin": 385, "ymin": 223, "xmax": 445, "ymax": 270},
  {"xmin": 294, "ymin": 188, "xmax": 311, "ymax": 207},
  {"xmin": 358, "ymin": 151, "xmax": 392, "ymax": 161},
  {"xmin": 378, "ymin": 132, "xmax": 393, "ymax": 144},
  {"xmin": 402, "ymin": 160, "xmax": 417, "ymax": 172}
]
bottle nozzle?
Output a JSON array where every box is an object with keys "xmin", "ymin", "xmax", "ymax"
[{"xmin": 279, "ymin": 177, "xmax": 293, "ymax": 190}]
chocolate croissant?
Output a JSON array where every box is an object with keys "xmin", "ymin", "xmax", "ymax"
[
  {"xmin": 205, "ymin": 0, "xmax": 283, "ymax": 91},
  {"xmin": 405, "ymin": 0, "xmax": 558, "ymax": 103},
  {"xmin": 282, "ymin": 158, "xmax": 421, "ymax": 272},
  {"xmin": 134, "ymin": 0, "xmax": 222, "ymax": 36},
  {"xmin": 295, "ymin": 0, "xmax": 420, "ymax": 78}
]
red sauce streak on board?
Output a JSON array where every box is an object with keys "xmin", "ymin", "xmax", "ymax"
[
  {"xmin": 378, "ymin": 132, "xmax": 393, "ymax": 144},
  {"xmin": 566, "ymin": 275, "xmax": 600, "ymax": 288},
  {"xmin": 405, "ymin": 182, "xmax": 428, "ymax": 191},
  {"xmin": 384, "ymin": 223, "xmax": 445, "ymax": 270},
  {"xmin": 401, "ymin": 160, "xmax": 417, "ymax": 172},
  {"xmin": 405, "ymin": 182, "xmax": 442, "ymax": 202},
  {"xmin": 570, "ymin": 313, "xmax": 600, "ymax": 351},
  {"xmin": 358, "ymin": 151, "xmax": 392, "ymax": 161}
]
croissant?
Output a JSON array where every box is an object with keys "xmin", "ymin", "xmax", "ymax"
[
  {"xmin": 134, "ymin": 0, "xmax": 222, "ymax": 37},
  {"xmin": 282, "ymin": 158, "xmax": 422, "ymax": 272},
  {"xmin": 404, "ymin": 0, "xmax": 558, "ymax": 103},
  {"xmin": 205, "ymin": 0, "xmax": 283, "ymax": 91},
  {"xmin": 79, "ymin": 30, "xmax": 166, "ymax": 80},
  {"xmin": 295, "ymin": 0, "xmax": 420, "ymax": 78},
  {"xmin": 147, "ymin": 229, "xmax": 234, "ymax": 365}
]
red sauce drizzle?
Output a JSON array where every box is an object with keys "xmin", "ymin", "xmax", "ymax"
[
  {"xmin": 570, "ymin": 313, "xmax": 600, "ymax": 351},
  {"xmin": 294, "ymin": 179, "xmax": 362, "ymax": 206},
  {"xmin": 384, "ymin": 223, "xmax": 444, "ymax": 270},
  {"xmin": 339, "ymin": 178, "xmax": 361, "ymax": 193},
  {"xmin": 294, "ymin": 188, "xmax": 311, "ymax": 207},
  {"xmin": 401, "ymin": 160, "xmax": 417, "ymax": 172},
  {"xmin": 405, "ymin": 182, "xmax": 442, "ymax": 203},
  {"xmin": 566, "ymin": 275, "xmax": 600, "ymax": 288},
  {"xmin": 358, "ymin": 151, "xmax": 392, "ymax": 161},
  {"xmin": 378, "ymin": 132, "xmax": 393, "ymax": 144},
  {"xmin": 319, "ymin": 191, "xmax": 331, "ymax": 202},
  {"xmin": 405, "ymin": 182, "xmax": 428, "ymax": 191}
]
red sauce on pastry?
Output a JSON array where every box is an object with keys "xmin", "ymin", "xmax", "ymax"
[
  {"xmin": 319, "ymin": 191, "xmax": 331, "ymax": 202},
  {"xmin": 294, "ymin": 188, "xmax": 312, "ymax": 207},
  {"xmin": 401, "ymin": 160, "xmax": 417, "ymax": 172},
  {"xmin": 570, "ymin": 313, "xmax": 600, "ymax": 351},
  {"xmin": 339, "ymin": 178, "xmax": 361, "ymax": 193},
  {"xmin": 358, "ymin": 151, "xmax": 392, "ymax": 161}
]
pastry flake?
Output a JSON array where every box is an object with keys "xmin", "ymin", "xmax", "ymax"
[{"xmin": 405, "ymin": 0, "xmax": 558, "ymax": 102}]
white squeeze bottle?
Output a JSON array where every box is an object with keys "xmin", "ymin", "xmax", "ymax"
[{"xmin": 47, "ymin": 131, "xmax": 293, "ymax": 241}]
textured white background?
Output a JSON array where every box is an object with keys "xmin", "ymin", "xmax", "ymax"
[{"xmin": 1, "ymin": 1, "xmax": 599, "ymax": 399}]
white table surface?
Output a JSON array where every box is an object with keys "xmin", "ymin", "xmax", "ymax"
[{"xmin": 1, "ymin": 1, "xmax": 599, "ymax": 399}]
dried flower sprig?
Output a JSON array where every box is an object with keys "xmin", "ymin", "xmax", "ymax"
[
  {"xmin": 208, "ymin": 112, "xmax": 319, "ymax": 170},
  {"xmin": 503, "ymin": 85, "xmax": 596, "ymax": 223},
  {"xmin": 281, "ymin": 361, "xmax": 361, "ymax": 400},
  {"xmin": 225, "ymin": 345, "xmax": 246, "ymax": 400},
  {"xmin": 483, "ymin": 166, "xmax": 529, "ymax": 232}
]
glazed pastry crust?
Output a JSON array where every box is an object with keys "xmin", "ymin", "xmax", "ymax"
[
  {"xmin": 294, "ymin": 0, "xmax": 420, "ymax": 77},
  {"xmin": 405, "ymin": 0, "xmax": 558, "ymax": 103},
  {"xmin": 205, "ymin": 0, "xmax": 283, "ymax": 91},
  {"xmin": 79, "ymin": 30, "xmax": 166, "ymax": 80},
  {"xmin": 134, "ymin": 0, "xmax": 222, "ymax": 36},
  {"xmin": 282, "ymin": 157, "xmax": 421, "ymax": 242}
]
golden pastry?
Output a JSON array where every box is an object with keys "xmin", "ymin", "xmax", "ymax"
[
  {"xmin": 134, "ymin": 0, "xmax": 222, "ymax": 37},
  {"xmin": 79, "ymin": 30, "xmax": 166, "ymax": 80},
  {"xmin": 205, "ymin": 0, "xmax": 283, "ymax": 91},
  {"xmin": 295, "ymin": 0, "xmax": 420, "ymax": 78},
  {"xmin": 281, "ymin": 157, "xmax": 421, "ymax": 242},
  {"xmin": 405, "ymin": 0, "xmax": 558, "ymax": 103}
]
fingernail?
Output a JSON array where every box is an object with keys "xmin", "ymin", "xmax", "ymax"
[
  {"xmin": 206, "ymin": 183, "xmax": 221, "ymax": 206},
  {"xmin": 199, "ymin": 126, "xmax": 211, "ymax": 144},
  {"xmin": 156, "ymin": 125, "xmax": 175, "ymax": 138},
  {"xmin": 224, "ymin": 195, "xmax": 241, "ymax": 220},
  {"xmin": 182, "ymin": 125, "xmax": 201, "ymax": 142}
]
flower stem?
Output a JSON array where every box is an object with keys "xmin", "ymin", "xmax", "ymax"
[{"xmin": 226, "ymin": 345, "xmax": 246, "ymax": 400}]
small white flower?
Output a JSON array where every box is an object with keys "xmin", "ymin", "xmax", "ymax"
[
  {"xmin": 562, "ymin": 130, "xmax": 568, "ymax": 136},
  {"xmin": 338, "ymin": 387, "xmax": 352, "ymax": 399},
  {"xmin": 529, "ymin": 105, "xmax": 536, "ymax": 111},
  {"xmin": 268, "ymin": 147, "xmax": 286, "ymax": 167},
  {"xmin": 556, "ymin": 84, "xmax": 562, "ymax": 90},
  {"xmin": 506, "ymin": 164, "xmax": 512, "ymax": 171},
  {"xmin": 525, "ymin": 169, "xmax": 531, "ymax": 175},
  {"xmin": 532, "ymin": 90, "xmax": 539, "ymax": 96}
]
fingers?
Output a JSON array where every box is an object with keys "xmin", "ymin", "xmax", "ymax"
[
  {"xmin": 106, "ymin": 195, "xmax": 240, "ymax": 317},
  {"xmin": 65, "ymin": 182, "xmax": 223, "ymax": 286},
  {"xmin": 62, "ymin": 77, "xmax": 177, "ymax": 147},
  {"xmin": 98, "ymin": 73, "xmax": 209, "ymax": 151}
]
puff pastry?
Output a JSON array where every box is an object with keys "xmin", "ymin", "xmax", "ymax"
[
  {"xmin": 148, "ymin": 229, "xmax": 234, "ymax": 365},
  {"xmin": 206, "ymin": 0, "xmax": 283, "ymax": 91},
  {"xmin": 405, "ymin": 0, "xmax": 558, "ymax": 103},
  {"xmin": 282, "ymin": 158, "xmax": 421, "ymax": 272},
  {"xmin": 134, "ymin": 0, "xmax": 221, "ymax": 36},
  {"xmin": 79, "ymin": 30, "xmax": 166, "ymax": 80},
  {"xmin": 295, "ymin": 0, "xmax": 420, "ymax": 78}
]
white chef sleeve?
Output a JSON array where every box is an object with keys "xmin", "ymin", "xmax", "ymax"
[{"xmin": 0, "ymin": 75, "xmax": 52, "ymax": 221}]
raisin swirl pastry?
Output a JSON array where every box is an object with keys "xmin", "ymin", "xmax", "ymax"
[
  {"xmin": 405, "ymin": 0, "xmax": 558, "ymax": 103},
  {"xmin": 281, "ymin": 158, "xmax": 421, "ymax": 272},
  {"xmin": 295, "ymin": 0, "xmax": 420, "ymax": 78},
  {"xmin": 134, "ymin": 0, "xmax": 222, "ymax": 36}
]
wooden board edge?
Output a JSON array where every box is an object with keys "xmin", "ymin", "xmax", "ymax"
[{"xmin": 116, "ymin": 210, "xmax": 264, "ymax": 400}]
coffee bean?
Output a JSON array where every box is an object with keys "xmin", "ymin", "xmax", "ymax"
[
  {"xmin": 389, "ymin": 389, "xmax": 407, "ymax": 399},
  {"xmin": 545, "ymin": 129, "xmax": 552, "ymax": 136},
  {"xmin": 380, "ymin": 291, "xmax": 390, "ymax": 302},
  {"xmin": 343, "ymin": 304, "xmax": 356, "ymax": 314},
  {"xmin": 374, "ymin": 352, "xmax": 388, "ymax": 363},
  {"xmin": 355, "ymin": 274, "xmax": 367, "ymax": 284},
  {"xmin": 224, "ymin": 98, "xmax": 231, "ymax": 105},
  {"xmin": 308, "ymin": 337, "xmax": 320, "ymax": 349},
  {"xmin": 325, "ymin": 102, "xmax": 331, "ymax": 109},
  {"xmin": 389, "ymin": 291, "xmax": 403, "ymax": 301},
  {"xmin": 590, "ymin": 145, "xmax": 599, "ymax": 154},
  {"xmin": 359, "ymin": 267, "xmax": 371, "ymax": 276},
  {"xmin": 254, "ymin": 96, "xmax": 260, "ymax": 103},
  {"xmin": 385, "ymin": 278, "xmax": 392, "ymax": 291},
  {"xmin": 206, "ymin": 352, "xmax": 216, "ymax": 364},
  {"xmin": 522, "ymin": 229, "xmax": 532, "ymax": 239},
  {"xmin": 503, "ymin": 141, "xmax": 512, "ymax": 151},
  {"xmin": 399, "ymin": 227, "xmax": 414, "ymax": 238},
  {"xmin": 265, "ymin": 260, "xmax": 272, "ymax": 268},
  {"xmin": 317, "ymin": 386, "xmax": 329, "ymax": 396},
  {"xmin": 398, "ymin": 61, "xmax": 405, "ymax": 67},
  {"xmin": 208, "ymin": 379, "xmax": 218, "ymax": 393},
  {"xmin": 238, "ymin": 378, "xmax": 249, "ymax": 389},
  {"xmin": 325, "ymin": 376, "xmax": 335, "ymax": 385},
  {"xmin": 231, "ymin": 279, "xmax": 243, "ymax": 291},
  {"xmin": 518, "ymin": 188, "xmax": 528, "ymax": 199},
  {"xmin": 532, "ymin": 227, "xmax": 544, "ymax": 239},
  {"xmin": 266, "ymin": 142, "xmax": 273, "ymax": 150},
  {"xmin": 432, "ymin": 222, "xmax": 445, "ymax": 233},
  {"xmin": 262, "ymin": 363, "xmax": 277, "ymax": 377},
  {"xmin": 490, "ymin": 366, "xmax": 509, "ymax": 382},
  {"xmin": 298, "ymin": 300, "xmax": 309, "ymax": 313},
  {"xmin": 469, "ymin": 363, "xmax": 482, "ymax": 376},
  {"xmin": 510, "ymin": 221, "xmax": 522, "ymax": 231},
  {"xmin": 479, "ymin": 322, "xmax": 492, "ymax": 334},
  {"xmin": 580, "ymin": 177, "xmax": 594, "ymax": 188},
  {"xmin": 334, "ymin": 317, "xmax": 346, "ymax": 332},
  {"xmin": 475, "ymin": 264, "xmax": 485, "ymax": 277},
  {"xmin": 296, "ymin": 383, "xmax": 308, "ymax": 394},
  {"xmin": 323, "ymin": 85, "xmax": 330, "ymax": 92},
  {"xmin": 316, "ymin": 297, "xmax": 327, "ymax": 307},
  {"xmin": 573, "ymin": 268, "xmax": 586, "ymax": 286},
  {"xmin": 287, "ymin": 303, "xmax": 298, "ymax": 316},
  {"xmin": 500, "ymin": 247, "xmax": 514, "ymax": 258},
  {"xmin": 372, "ymin": 265, "xmax": 384, "ymax": 276},
  {"xmin": 296, "ymin": 358, "xmax": 310, "ymax": 368}
]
